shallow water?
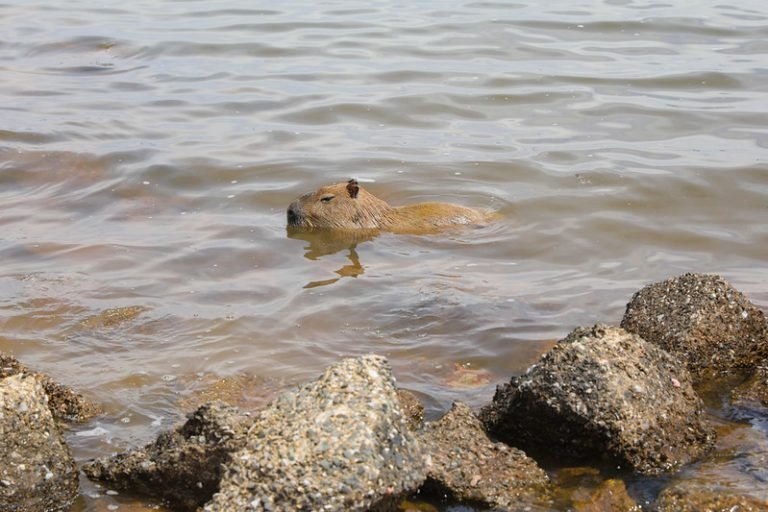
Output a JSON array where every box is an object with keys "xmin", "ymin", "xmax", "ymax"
[{"xmin": 1, "ymin": 0, "xmax": 767, "ymax": 510}]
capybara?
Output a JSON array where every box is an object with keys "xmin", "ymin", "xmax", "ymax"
[{"xmin": 287, "ymin": 179, "xmax": 491, "ymax": 234}]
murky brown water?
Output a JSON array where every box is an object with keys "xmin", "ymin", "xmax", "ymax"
[{"xmin": 1, "ymin": 0, "xmax": 767, "ymax": 510}]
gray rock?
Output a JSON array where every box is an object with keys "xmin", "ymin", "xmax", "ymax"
[
  {"xmin": 0, "ymin": 374, "xmax": 79, "ymax": 512},
  {"xmin": 1, "ymin": 351, "xmax": 101, "ymax": 422},
  {"xmin": 620, "ymin": 273, "xmax": 768, "ymax": 381},
  {"xmin": 421, "ymin": 401, "xmax": 551, "ymax": 511},
  {"xmin": 480, "ymin": 325, "xmax": 715, "ymax": 475},
  {"xmin": 83, "ymin": 401, "xmax": 251, "ymax": 510},
  {"xmin": 205, "ymin": 355, "xmax": 426, "ymax": 512}
]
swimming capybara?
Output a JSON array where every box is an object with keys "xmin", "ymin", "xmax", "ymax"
[{"xmin": 287, "ymin": 179, "xmax": 491, "ymax": 234}]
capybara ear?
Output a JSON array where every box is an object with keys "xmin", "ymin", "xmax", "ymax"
[{"xmin": 346, "ymin": 179, "xmax": 360, "ymax": 199}]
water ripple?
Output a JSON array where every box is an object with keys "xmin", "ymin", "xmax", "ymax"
[{"xmin": 1, "ymin": 1, "xmax": 767, "ymax": 509}]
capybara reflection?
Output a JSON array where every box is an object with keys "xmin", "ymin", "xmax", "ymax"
[{"xmin": 287, "ymin": 179, "xmax": 491, "ymax": 234}]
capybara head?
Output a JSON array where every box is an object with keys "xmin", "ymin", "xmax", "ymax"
[{"xmin": 287, "ymin": 179, "xmax": 392, "ymax": 229}]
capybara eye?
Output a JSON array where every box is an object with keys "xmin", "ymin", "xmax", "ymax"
[{"xmin": 320, "ymin": 194, "xmax": 335, "ymax": 203}]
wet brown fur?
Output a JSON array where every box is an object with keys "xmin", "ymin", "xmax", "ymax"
[{"xmin": 287, "ymin": 179, "xmax": 489, "ymax": 234}]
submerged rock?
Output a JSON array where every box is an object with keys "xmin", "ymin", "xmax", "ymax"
[
  {"xmin": 621, "ymin": 273, "xmax": 768, "ymax": 381},
  {"xmin": 654, "ymin": 486, "xmax": 768, "ymax": 512},
  {"xmin": 441, "ymin": 363, "xmax": 493, "ymax": 389},
  {"xmin": 205, "ymin": 355, "xmax": 426, "ymax": 512},
  {"xmin": 76, "ymin": 305, "xmax": 146, "ymax": 330},
  {"xmin": 480, "ymin": 325, "xmax": 715, "ymax": 475},
  {"xmin": 397, "ymin": 500, "xmax": 439, "ymax": 512},
  {"xmin": 0, "ymin": 374, "xmax": 79, "ymax": 512},
  {"xmin": 421, "ymin": 401, "xmax": 551, "ymax": 511},
  {"xmin": 0, "ymin": 351, "xmax": 101, "ymax": 422},
  {"xmin": 83, "ymin": 401, "xmax": 251, "ymax": 510},
  {"xmin": 571, "ymin": 479, "xmax": 640, "ymax": 512},
  {"xmin": 651, "ymin": 417, "xmax": 768, "ymax": 511},
  {"xmin": 177, "ymin": 372, "xmax": 280, "ymax": 413}
]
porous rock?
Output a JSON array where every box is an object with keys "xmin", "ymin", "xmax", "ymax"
[
  {"xmin": 0, "ymin": 374, "xmax": 79, "ymax": 512},
  {"xmin": 397, "ymin": 388, "xmax": 425, "ymax": 431},
  {"xmin": 621, "ymin": 273, "xmax": 768, "ymax": 381},
  {"xmin": 0, "ymin": 351, "xmax": 101, "ymax": 422},
  {"xmin": 421, "ymin": 401, "xmax": 551, "ymax": 511},
  {"xmin": 205, "ymin": 355, "xmax": 426, "ymax": 512},
  {"xmin": 479, "ymin": 324, "xmax": 715, "ymax": 475},
  {"xmin": 83, "ymin": 401, "xmax": 250, "ymax": 510},
  {"xmin": 654, "ymin": 486, "xmax": 768, "ymax": 512}
]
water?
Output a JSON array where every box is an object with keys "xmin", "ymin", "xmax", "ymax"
[{"xmin": 1, "ymin": 0, "xmax": 767, "ymax": 509}]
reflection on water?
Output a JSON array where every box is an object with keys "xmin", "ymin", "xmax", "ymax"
[
  {"xmin": 287, "ymin": 226, "xmax": 378, "ymax": 287},
  {"xmin": 1, "ymin": 0, "xmax": 768, "ymax": 509}
]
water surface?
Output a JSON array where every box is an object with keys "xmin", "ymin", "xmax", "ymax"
[{"xmin": 1, "ymin": 0, "xmax": 767, "ymax": 509}]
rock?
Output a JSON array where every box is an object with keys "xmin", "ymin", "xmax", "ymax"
[
  {"xmin": 397, "ymin": 500, "xmax": 439, "ymax": 512},
  {"xmin": 76, "ymin": 305, "xmax": 146, "ymax": 330},
  {"xmin": 651, "ymin": 418, "xmax": 768, "ymax": 512},
  {"xmin": 552, "ymin": 468, "xmax": 639, "ymax": 512},
  {"xmin": 479, "ymin": 325, "xmax": 715, "ymax": 475},
  {"xmin": 397, "ymin": 389, "xmax": 425, "ymax": 431},
  {"xmin": 177, "ymin": 372, "xmax": 280, "ymax": 413},
  {"xmin": 732, "ymin": 362, "xmax": 768, "ymax": 408},
  {"xmin": 421, "ymin": 401, "xmax": 551, "ymax": 511},
  {"xmin": 0, "ymin": 351, "xmax": 101, "ymax": 422},
  {"xmin": 83, "ymin": 401, "xmax": 251, "ymax": 510},
  {"xmin": 571, "ymin": 479, "xmax": 640, "ymax": 512},
  {"xmin": 654, "ymin": 486, "xmax": 768, "ymax": 511},
  {"xmin": 621, "ymin": 273, "xmax": 768, "ymax": 381},
  {"xmin": 205, "ymin": 355, "xmax": 426, "ymax": 512},
  {"xmin": 0, "ymin": 374, "xmax": 79, "ymax": 512},
  {"xmin": 441, "ymin": 363, "xmax": 492, "ymax": 389}
]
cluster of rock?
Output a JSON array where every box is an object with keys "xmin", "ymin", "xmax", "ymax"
[
  {"xmin": 80, "ymin": 356, "xmax": 553, "ymax": 511},
  {"xmin": 2, "ymin": 272, "xmax": 767, "ymax": 511},
  {"xmin": 0, "ymin": 354, "xmax": 100, "ymax": 512}
]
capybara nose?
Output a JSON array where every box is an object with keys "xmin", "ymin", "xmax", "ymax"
[{"xmin": 287, "ymin": 203, "xmax": 300, "ymax": 225}]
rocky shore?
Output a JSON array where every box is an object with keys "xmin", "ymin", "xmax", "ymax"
[{"xmin": 2, "ymin": 272, "xmax": 767, "ymax": 511}]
